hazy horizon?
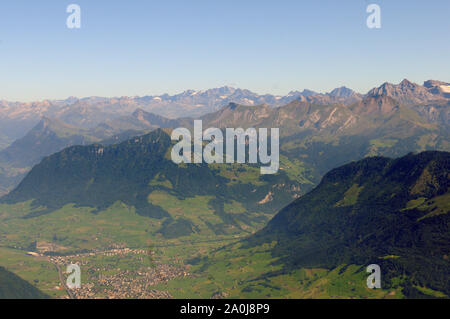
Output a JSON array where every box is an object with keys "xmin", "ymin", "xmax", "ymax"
[{"xmin": 2, "ymin": 77, "xmax": 448, "ymax": 104}]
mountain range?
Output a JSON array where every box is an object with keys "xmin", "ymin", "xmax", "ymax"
[
  {"xmin": 1, "ymin": 79, "xmax": 447, "ymax": 144},
  {"xmin": 0, "ymin": 79, "xmax": 448, "ymax": 196}
]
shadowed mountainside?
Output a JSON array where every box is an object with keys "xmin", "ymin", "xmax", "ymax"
[
  {"xmin": 0, "ymin": 266, "xmax": 49, "ymax": 299},
  {"xmin": 246, "ymin": 151, "xmax": 450, "ymax": 297}
]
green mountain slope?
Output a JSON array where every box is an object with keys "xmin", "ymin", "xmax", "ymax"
[
  {"xmin": 161, "ymin": 152, "xmax": 449, "ymax": 298},
  {"xmin": 0, "ymin": 266, "xmax": 48, "ymax": 299},
  {"xmin": 1, "ymin": 129, "xmax": 301, "ymax": 241},
  {"xmin": 246, "ymin": 151, "xmax": 450, "ymax": 297}
]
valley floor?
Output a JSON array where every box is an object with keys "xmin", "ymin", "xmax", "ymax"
[{"xmin": 0, "ymin": 240, "xmax": 410, "ymax": 299}]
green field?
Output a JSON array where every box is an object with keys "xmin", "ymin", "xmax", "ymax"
[
  {"xmin": 0, "ymin": 247, "xmax": 63, "ymax": 298},
  {"xmin": 150, "ymin": 242, "xmax": 401, "ymax": 299}
]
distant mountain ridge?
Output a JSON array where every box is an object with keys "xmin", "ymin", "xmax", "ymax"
[
  {"xmin": 0, "ymin": 85, "xmax": 359, "ymax": 134},
  {"xmin": 0, "ymin": 79, "xmax": 447, "ymax": 144},
  {"xmin": 0, "ymin": 118, "xmax": 102, "ymax": 195},
  {"xmin": 367, "ymin": 79, "xmax": 449, "ymax": 105},
  {"xmin": 0, "ymin": 117, "xmax": 98, "ymax": 167}
]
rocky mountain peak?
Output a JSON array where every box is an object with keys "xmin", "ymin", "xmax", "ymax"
[
  {"xmin": 328, "ymin": 86, "xmax": 356, "ymax": 98},
  {"xmin": 367, "ymin": 79, "xmax": 443, "ymax": 105}
]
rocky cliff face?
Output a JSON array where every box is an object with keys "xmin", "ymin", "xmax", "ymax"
[{"xmin": 367, "ymin": 79, "xmax": 449, "ymax": 105}]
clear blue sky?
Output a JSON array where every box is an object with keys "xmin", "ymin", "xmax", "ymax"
[{"xmin": 0, "ymin": 0, "xmax": 449, "ymax": 101}]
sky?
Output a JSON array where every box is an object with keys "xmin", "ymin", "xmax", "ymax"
[{"xmin": 0, "ymin": 0, "xmax": 449, "ymax": 101}]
